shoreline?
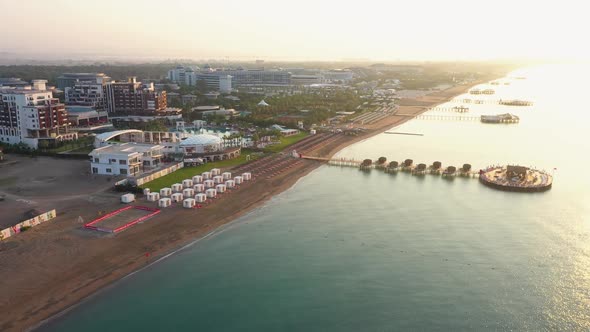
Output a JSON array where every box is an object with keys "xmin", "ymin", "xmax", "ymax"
[{"xmin": 1, "ymin": 80, "xmax": 489, "ymax": 332}]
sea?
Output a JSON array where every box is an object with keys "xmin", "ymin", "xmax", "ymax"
[{"xmin": 40, "ymin": 65, "xmax": 590, "ymax": 331}]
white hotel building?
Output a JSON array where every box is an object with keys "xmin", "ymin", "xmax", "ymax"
[
  {"xmin": 89, "ymin": 143, "xmax": 164, "ymax": 176},
  {"xmin": 0, "ymin": 80, "xmax": 76, "ymax": 148}
]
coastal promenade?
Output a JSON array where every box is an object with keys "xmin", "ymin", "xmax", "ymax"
[{"xmin": 0, "ymin": 82, "xmax": 482, "ymax": 332}]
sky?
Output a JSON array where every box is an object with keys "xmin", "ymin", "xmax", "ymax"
[{"xmin": 2, "ymin": 0, "xmax": 588, "ymax": 62}]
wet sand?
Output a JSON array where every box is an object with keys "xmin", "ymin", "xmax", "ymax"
[{"xmin": 0, "ymin": 82, "xmax": 479, "ymax": 332}]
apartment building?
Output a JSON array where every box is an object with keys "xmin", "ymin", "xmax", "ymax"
[
  {"xmin": 104, "ymin": 77, "xmax": 167, "ymax": 115},
  {"xmin": 0, "ymin": 80, "xmax": 76, "ymax": 148}
]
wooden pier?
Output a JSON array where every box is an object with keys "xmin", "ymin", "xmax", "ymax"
[
  {"xmin": 299, "ymin": 155, "xmax": 479, "ymax": 178},
  {"xmin": 397, "ymin": 114, "xmax": 480, "ymax": 121},
  {"xmin": 296, "ymin": 155, "xmax": 552, "ymax": 192}
]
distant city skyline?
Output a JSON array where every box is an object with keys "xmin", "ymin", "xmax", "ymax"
[{"xmin": 2, "ymin": 0, "xmax": 589, "ymax": 62}]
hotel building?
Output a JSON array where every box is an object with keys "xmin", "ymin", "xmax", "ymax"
[{"xmin": 0, "ymin": 80, "xmax": 76, "ymax": 148}]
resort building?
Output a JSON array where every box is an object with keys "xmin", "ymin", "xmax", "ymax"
[
  {"xmin": 0, "ymin": 78, "xmax": 29, "ymax": 88},
  {"xmin": 322, "ymin": 69, "xmax": 354, "ymax": 82},
  {"xmin": 201, "ymin": 108, "xmax": 238, "ymax": 119},
  {"xmin": 89, "ymin": 142, "xmax": 164, "ymax": 176},
  {"xmin": 0, "ymin": 80, "xmax": 76, "ymax": 148},
  {"xmin": 65, "ymin": 80, "xmax": 108, "ymax": 112},
  {"xmin": 179, "ymin": 134, "xmax": 241, "ymax": 162},
  {"xmin": 168, "ymin": 66, "xmax": 289, "ymax": 90},
  {"xmin": 108, "ymin": 109, "xmax": 182, "ymax": 128},
  {"xmin": 191, "ymin": 105, "xmax": 221, "ymax": 113},
  {"xmin": 57, "ymin": 73, "xmax": 111, "ymax": 90},
  {"xmin": 167, "ymin": 65, "xmax": 191, "ymax": 84},
  {"xmin": 290, "ymin": 74, "xmax": 323, "ymax": 85},
  {"xmin": 181, "ymin": 94, "xmax": 198, "ymax": 105},
  {"xmin": 184, "ymin": 72, "xmax": 233, "ymax": 93},
  {"xmin": 66, "ymin": 105, "xmax": 109, "ymax": 127},
  {"xmin": 270, "ymin": 124, "xmax": 300, "ymax": 136},
  {"xmin": 90, "ymin": 129, "xmax": 244, "ymax": 169},
  {"xmin": 104, "ymin": 77, "xmax": 167, "ymax": 115}
]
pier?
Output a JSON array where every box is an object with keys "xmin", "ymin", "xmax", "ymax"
[
  {"xmin": 397, "ymin": 113, "xmax": 519, "ymax": 123},
  {"xmin": 448, "ymin": 98, "xmax": 533, "ymax": 106},
  {"xmin": 295, "ymin": 154, "xmax": 552, "ymax": 192},
  {"xmin": 298, "ymin": 155, "xmax": 480, "ymax": 178}
]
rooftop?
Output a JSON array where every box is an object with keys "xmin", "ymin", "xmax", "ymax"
[
  {"xmin": 90, "ymin": 143, "xmax": 163, "ymax": 156},
  {"xmin": 192, "ymin": 105, "xmax": 221, "ymax": 111},
  {"xmin": 179, "ymin": 134, "xmax": 223, "ymax": 146},
  {"xmin": 0, "ymin": 87, "xmax": 51, "ymax": 95}
]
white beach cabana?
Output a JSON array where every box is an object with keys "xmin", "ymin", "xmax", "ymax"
[
  {"xmin": 160, "ymin": 187, "xmax": 172, "ymax": 197},
  {"xmin": 172, "ymin": 183, "xmax": 183, "ymax": 192},
  {"xmin": 183, "ymin": 198, "xmax": 196, "ymax": 209},
  {"xmin": 195, "ymin": 193, "xmax": 207, "ymax": 202},
  {"xmin": 205, "ymin": 188, "xmax": 217, "ymax": 198},
  {"xmin": 171, "ymin": 193, "xmax": 184, "ymax": 202},
  {"xmin": 147, "ymin": 192, "xmax": 160, "ymax": 202},
  {"xmin": 158, "ymin": 197, "xmax": 172, "ymax": 208},
  {"xmin": 193, "ymin": 183, "xmax": 205, "ymax": 193}
]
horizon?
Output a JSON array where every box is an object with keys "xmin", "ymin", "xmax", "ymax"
[{"xmin": 2, "ymin": 0, "xmax": 589, "ymax": 63}]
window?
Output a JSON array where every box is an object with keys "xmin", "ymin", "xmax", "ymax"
[
  {"xmin": 92, "ymin": 167, "xmax": 98, "ymax": 174},
  {"xmin": 110, "ymin": 158, "xmax": 117, "ymax": 163},
  {"xmin": 119, "ymin": 160, "xmax": 127, "ymax": 165},
  {"xmin": 94, "ymin": 158, "xmax": 99, "ymax": 163},
  {"xmin": 106, "ymin": 168, "xmax": 112, "ymax": 173},
  {"xmin": 120, "ymin": 169, "xmax": 127, "ymax": 175}
]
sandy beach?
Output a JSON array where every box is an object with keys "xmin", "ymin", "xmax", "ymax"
[{"xmin": 0, "ymin": 82, "xmax": 480, "ymax": 332}]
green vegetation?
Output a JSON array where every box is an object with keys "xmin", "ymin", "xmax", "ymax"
[
  {"xmin": 0, "ymin": 64, "xmax": 172, "ymax": 85},
  {"xmin": 68, "ymin": 145, "xmax": 95, "ymax": 154},
  {"xmin": 264, "ymin": 132, "xmax": 309, "ymax": 153},
  {"xmin": 113, "ymin": 119, "xmax": 168, "ymax": 131},
  {"xmin": 242, "ymin": 91, "xmax": 361, "ymax": 126},
  {"xmin": 143, "ymin": 151, "xmax": 256, "ymax": 192},
  {"xmin": 37, "ymin": 136, "xmax": 94, "ymax": 153}
]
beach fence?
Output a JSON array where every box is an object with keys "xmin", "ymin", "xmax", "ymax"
[
  {"xmin": 131, "ymin": 162, "xmax": 184, "ymax": 187},
  {"xmin": 0, "ymin": 209, "xmax": 57, "ymax": 241}
]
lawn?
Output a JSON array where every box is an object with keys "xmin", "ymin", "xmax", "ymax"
[
  {"xmin": 264, "ymin": 132, "xmax": 309, "ymax": 153},
  {"xmin": 142, "ymin": 150, "xmax": 256, "ymax": 192},
  {"xmin": 66, "ymin": 146, "xmax": 95, "ymax": 154}
]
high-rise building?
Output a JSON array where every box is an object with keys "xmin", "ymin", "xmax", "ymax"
[
  {"xmin": 216, "ymin": 69, "xmax": 290, "ymax": 87},
  {"xmin": 0, "ymin": 80, "xmax": 76, "ymax": 148},
  {"xmin": 104, "ymin": 77, "xmax": 167, "ymax": 115},
  {"xmin": 56, "ymin": 73, "xmax": 111, "ymax": 90},
  {"xmin": 168, "ymin": 66, "xmax": 289, "ymax": 90},
  {"xmin": 168, "ymin": 65, "xmax": 195, "ymax": 84},
  {"xmin": 65, "ymin": 82, "xmax": 108, "ymax": 111}
]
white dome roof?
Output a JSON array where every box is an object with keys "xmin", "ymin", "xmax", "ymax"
[{"xmin": 180, "ymin": 134, "xmax": 222, "ymax": 146}]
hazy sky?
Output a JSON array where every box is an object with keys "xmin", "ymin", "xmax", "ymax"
[{"xmin": 2, "ymin": 0, "xmax": 588, "ymax": 61}]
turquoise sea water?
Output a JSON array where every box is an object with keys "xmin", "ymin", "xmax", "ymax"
[{"xmin": 41, "ymin": 65, "xmax": 590, "ymax": 331}]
